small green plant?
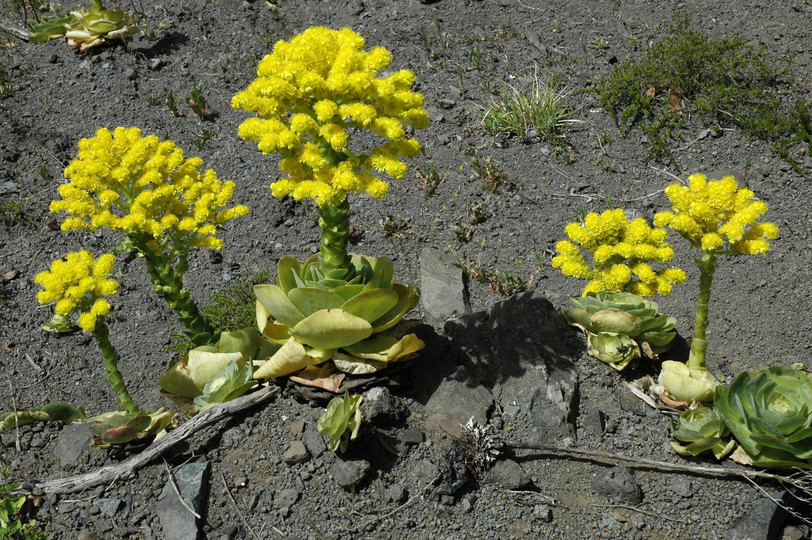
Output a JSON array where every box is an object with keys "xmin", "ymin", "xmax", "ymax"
[
  {"xmin": 451, "ymin": 219, "xmax": 473, "ymax": 243},
  {"xmin": 166, "ymin": 90, "xmax": 183, "ymax": 117},
  {"xmin": 479, "ymin": 73, "xmax": 574, "ymax": 145},
  {"xmin": 596, "ymin": 14, "xmax": 812, "ymax": 167},
  {"xmin": 459, "ymin": 258, "xmax": 531, "ymax": 296},
  {"xmin": 146, "ymin": 93, "xmax": 161, "ymax": 106},
  {"xmin": 468, "ymin": 201, "xmax": 488, "ymax": 224},
  {"xmin": 317, "ymin": 392, "xmax": 363, "ymax": 453},
  {"xmin": 593, "ymin": 37, "xmax": 609, "ymax": 50},
  {"xmin": 470, "ymin": 152, "xmax": 511, "ymax": 193},
  {"xmin": 0, "ymin": 69, "xmax": 11, "ymax": 100},
  {"xmin": 380, "ymin": 214, "xmax": 409, "ymax": 237},
  {"xmin": 34, "ymin": 165, "xmax": 50, "ymax": 180},
  {"xmin": 0, "ymin": 199, "xmax": 28, "ymax": 227},
  {"xmin": 1, "ymin": 459, "xmax": 45, "ymax": 539},
  {"xmin": 415, "ymin": 165, "xmax": 446, "ymax": 197},
  {"xmin": 187, "ymin": 84, "xmax": 208, "ymax": 119},
  {"xmin": 191, "ymin": 127, "xmax": 215, "ymax": 149},
  {"xmin": 469, "ymin": 45, "xmax": 483, "ymax": 70},
  {"xmin": 28, "ymin": 0, "xmax": 139, "ymax": 52}
]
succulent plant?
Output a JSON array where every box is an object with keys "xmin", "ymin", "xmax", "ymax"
[
  {"xmin": 317, "ymin": 391, "xmax": 363, "ymax": 453},
  {"xmin": 0, "ymin": 403, "xmax": 86, "ymax": 433},
  {"xmin": 252, "ymin": 253, "xmax": 424, "ymax": 379},
  {"xmin": 562, "ymin": 291, "xmax": 676, "ymax": 370},
  {"xmin": 28, "ymin": 1, "xmax": 139, "ymax": 52},
  {"xmin": 192, "ymin": 361, "xmax": 256, "ymax": 414},
  {"xmin": 670, "ymin": 406, "xmax": 735, "ymax": 460},
  {"xmin": 658, "ymin": 360, "xmax": 719, "ymax": 403},
  {"xmin": 714, "ymin": 366, "xmax": 812, "ymax": 468},
  {"xmin": 88, "ymin": 408, "xmax": 173, "ymax": 447},
  {"xmin": 160, "ymin": 327, "xmax": 277, "ymax": 401}
]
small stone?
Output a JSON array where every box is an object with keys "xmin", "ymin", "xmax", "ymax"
[
  {"xmin": 413, "ymin": 459, "xmax": 439, "ymax": 484},
  {"xmin": 93, "ymin": 498, "xmax": 123, "ymax": 518},
  {"xmin": 591, "ymin": 467, "xmax": 643, "ymax": 505},
  {"xmin": 668, "ymin": 477, "xmax": 693, "ymax": 498},
  {"xmin": 302, "ymin": 424, "xmax": 326, "ymax": 458},
  {"xmin": 419, "ymin": 247, "xmax": 470, "ymax": 327},
  {"xmin": 362, "ymin": 387, "xmax": 404, "ymax": 426},
  {"xmin": 534, "ymin": 504, "xmax": 553, "ymax": 523},
  {"xmin": 483, "ymin": 459, "xmax": 531, "ymax": 490},
  {"xmin": 726, "ymin": 491, "xmax": 789, "ymax": 540},
  {"xmin": 54, "ymin": 424, "xmax": 94, "ymax": 468},
  {"xmin": 398, "ymin": 427, "xmax": 423, "ymax": 445},
  {"xmin": 385, "ymin": 483, "xmax": 407, "ymax": 504},
  {"xmin": 582, "ymin": 408, "xmax": 606, "ymax": 436},
  {"xmin": 274, "ymin": 488, "xmax": 300, "ymax": 508},
  {"xmin": 329, "ymin": 459, "xmax": 370, "ymax": 490},
  {"xmin": 282, "ymin": 441, "xmax": 310, "ymax": 465},
  {"xmin": 290, "ymin": 421, "xmax": 305, "ymax": 436}
]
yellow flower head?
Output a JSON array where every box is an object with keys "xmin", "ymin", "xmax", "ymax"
[
  {"xmin": 232, "ymin": 26, "xmax": 429, "ymax": 207},
  {"xmin": 35, "ymin": 251, "xmax": 118, "ymax": 332},
  {"xmin": 653, "ymin": 173, "xmax": 778, "ymax": 255},
  {"xmin": 552, "ymin": 208, "xmax": 686, "ymax": 297},
  {"xmin": 52, "ymin": 127, "xmax": 249, "ymax": 256}
]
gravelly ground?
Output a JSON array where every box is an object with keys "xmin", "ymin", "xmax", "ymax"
[{"xmin": 1, "ymin": 0, "xmax": 811, "ymax": 538}]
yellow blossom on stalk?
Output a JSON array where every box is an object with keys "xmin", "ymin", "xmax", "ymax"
[
  {"xmin": 653, "ymin": 173, "xmax": 779, "ymax": 254},
  {"xmin": 51, "ymin": 127, "xmax": 249, "ymax": 256},
  {"xmin": 552, "ymin": 208, "xmax": 686, "ymax": 297},
  {"xmin": 35, "ymin": 251, "xmax": 118, "ymax": 332},
  {"xmin": 232, "ymin": 26, "xmax": 429, "ymax": 208}
]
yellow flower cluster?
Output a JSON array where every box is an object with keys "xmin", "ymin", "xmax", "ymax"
[
  {"xmin": 552, "ymin": 208, "xmax": 687, "ymax": 296},
  {"xmin": 35, "ymin": 251, "xmax": 118, "ymax": 332},
  {"xmin": 653, "ymin": 174, "xmax": 779, "ymax": 254},
  {"xmin": 232, "ymin": 26, "xmax": 429, "ymax": 207},
  {"xmin": 52, "ymin": 127, "xmax": 249, "ymax": 255}
]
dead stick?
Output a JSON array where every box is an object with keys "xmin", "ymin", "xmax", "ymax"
[
  {"xmin": 13, "ymin": 385, "xmax": 279, "ymax": 495},
  {"xmin": 504, "ymin": 441, "xmax": 809, "ymax": 492}
]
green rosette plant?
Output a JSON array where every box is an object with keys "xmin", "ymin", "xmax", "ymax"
[
  {"xmin": 670, "ymin": 406, "xmax": 735, "ymax": 460},
  {"xmin": 714, "ymin": 366, "xmax": 812, "ymax": 468},
  {"xmin": 29, "ymin": 0, "xmax": 139, "ymax": 51},
  {"xmin": 232, "ymin": 26, "xmax": 429, "ymax": 379},
  {"xmin": 654, "ymin": 174, "xmax": 779, "ymax": 402},
  {"xmin": 51, "ymin": 126, "xmax": 249, "ymax": 348},
  {"xmin": 317, "ymin": 391, "xmax": 363, "ymax": 453},
  {"xmin": 562, "ymin": 291, "xmax": 677, "ymax": 370},
  {"xmin": 88, "ymin": 408, "xmax": 173, "ymax": 448}
]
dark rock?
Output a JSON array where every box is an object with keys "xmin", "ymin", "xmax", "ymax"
[
  {"xmin": 362, "ymin": 386, "xmax": 405, "ymax": 426},
  {"xmin": 483, "ymin": 459, "xmax": 531, "ymax": 490},
  {"xmin": 55, "ymin": 424, "xmax": 94, "ymax": 468},
  {"xmin": 668, "ymin": 477, "xmax": 693, "ymax": 499},
  {"xmin": 445, "ymin": 291, "xmax": 581, "ymax": 442},
  {"xmin": 329, "ymin": 459, "xmax": 370, "ymax": 490},
  {"xmin": 413, "ymin": 459, "xmax": 440, "ymax": 484},
  {"xmin": 94, "ymin": 498, "xmax": 123, "ymax": 518},
  {"xmin": 419, "ymin": 247, "xmax": 471, "ymax": 327},
  {"xmin": 282, "ymin": 441, "xmax": 310, "ymax": 464},
  {"xmin": 425, "ymin": 365, "xmax": 493, "ymax": 437},
  {"xmin": 398, "ymin": 427, "xmax": 424, "ymax": 445},
  {"xmin": 582, "ymin": 408, "xmax": 606, "ymax": 437},
  {"xmin": 591, "ymin": 466, "xmax": 643, "ymax": 505},
  {"xmin": 220, "ymin": 427, "xmax": 245, "ymax": 448},
  {"xmin": 157, "ymin": 461, "xmax": 210, "ymax": 540},
  {"xmin": 726, "ymin": 491, "xmax": 790, "ymax": 540},
  {"xmin": 0, "ymin": 181, "xmax": 18, "ymax": 196},
  {"xmin": 302, "ymin": 425, "xmax": 326, "ymax": 458}
]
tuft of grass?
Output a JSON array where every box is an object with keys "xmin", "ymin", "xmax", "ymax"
[
  {"xmin": 0, "ymin": 68, "xmax": 11, "ymax": 100},
  {"xmin": 596, "ymin": 13, "xmax": 812, "ymax": 168},
  {"xmin": 479, "ymin": 72, "xmax": 574, "ymax": 145},
  {"xmin": 187, "ymin": 84, "xmax": 208, "ymax": 120},
  {"xmin": 168, "ymin": 270, "xmax": 271, "ymax": 358},
  {"xmin": 470, "ymin": 152, "xmax": 512, "ymax": 193},
  {"xmin": 459, "ymin": 258, "xmax": 532, "ymax": 296},
  {"xmin": 0, "ymin": 198, "xmax": 29, "ymax": 227},
  {"xmin": 414, "ymin": 164, "xmax": 446, "ymax": 197}
]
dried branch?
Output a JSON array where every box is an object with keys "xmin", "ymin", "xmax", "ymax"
[{"xmin": 13, "ymin": 385, "xmax": 279, "ymax": 495}]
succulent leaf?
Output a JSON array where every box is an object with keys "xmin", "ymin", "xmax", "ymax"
[
  {"xmin": 288, "ymin": 287, "xmax": 345, "ymax": 316},
  {"xmin": 340, "ymin": 288, "xmax": 399, "ymax": 322},
  {"xmin": 670, "ymin": 407, "xmax": 735, "ymax": 459},
  {"xmin": 291, "ymin": 309, "xmax": 373, "ymax": 349},
  {"xmin": 587, "ymin": 332, "xmax": 640, "ymax": 371},
  {"xmin": 317, "ymin": 391, "xmax": 363, "ymax": 453},
  {"xmin": 714, "ymin": 366, "xmax": 812, "ymax": 468},
  {"xmin": 253, "ymin": 338, "xmax": 326, "ymax": 379},
  {"xmin": 254, "ymin": 284, "xmax": 305, "ymax": 328}
]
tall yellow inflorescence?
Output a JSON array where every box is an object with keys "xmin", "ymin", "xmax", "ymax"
[
  {"xmin": 232, "ymin": 26, "xmax": 429, "ymax": 208},
  {"xmin": 35, "ymin": 250, "xmax": 118, "ymax": 332},
  {"xmin": 52, "ymin": 127, "xmax": 249, "ymax": 256},
  {"xmin": 552, "ymin": 208, "xmax": 686, "ymax": 297},
  {"xmin": 653, "ymin": 173, "xmax": 779, "ymax": 254}
]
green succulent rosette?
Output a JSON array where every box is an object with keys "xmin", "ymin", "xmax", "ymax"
[
  {"xmin": 252, "ymin": 253, "xmax": 424, "ymax": 379},
  {"xmin": 64, "ymin": 6, "xmax": 139, "ymax": 52},
  {"xmin": 670, "ymin": 406, "xmax": 735, "ymax": 460},
  {"xmin": 192, "ymin": 361, "xmax": 256, "ymax": 414},
  {"xmin": 160, "ymin": 327, "xmax": 278, "ymax": 401},
  {"xmin": 658, "ymin": 360, "xmax": 719, "ymax": 403},
  {"xmin": 317, "ymin": 391, "xmax": 363, "ymax": 453},
  {"xmin": 562, "ymin": 291, "xmax": 676, "ymax": 370},
  {"xmin": 714, "ymin": 366, "xmax": 812, "ymax": 468}
]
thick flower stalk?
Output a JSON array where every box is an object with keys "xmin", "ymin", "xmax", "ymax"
[
  {"xmin": 552, "ymin": 208, "xmax": 686, "ymax": 297},
  {"xmin": 654, "ymin": 174, "xmax": 779, "ymax": 371},
  {"xmin": 51, "ymin": 126, "xmax": 249, "ymax": 346},
  {"xmin": 232, "ymin": 26, "xmax": 429, "ymax": 279},
  {"xmin": 35, "ymin": 251, "xmax": 140, "ymax": 414}
]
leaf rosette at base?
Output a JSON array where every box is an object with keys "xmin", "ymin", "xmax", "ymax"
[
  {"xmin": 670, "ymin": 406, "xmax": 735, "ymax": 460},
  {"xmin": 88, "ymin": 408, "xmax": 173, "ymax": 448},
  {"xmin": 658, "ymin": 360, "xmax": 719, "ymax": 403},
  {"xmin": 562, "ymin": 291, "xmax": 676, "ymax": 370},
  {"xmin": 714, "ymin": 366, "xmax": 812, "ymax": 468},
  {"xmin": 253, "ymin": 253, "xmax": 424, "ymax": 379}
]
